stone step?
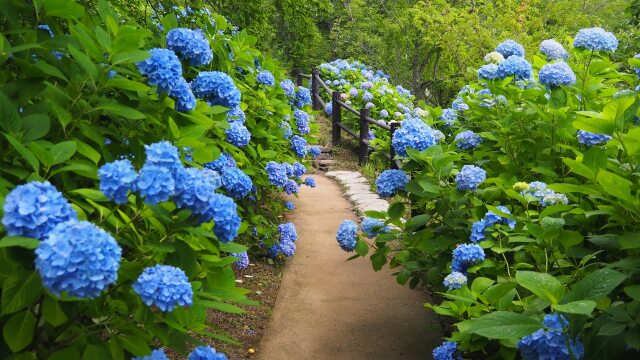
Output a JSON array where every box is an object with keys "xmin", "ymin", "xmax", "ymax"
[
  {"xmin": 319, "ymin": 145, "xmax": 332, "ymax": 153},
  {"xmin": 315, "ymin": 153, "xmax": 331, "ymax": 160}
]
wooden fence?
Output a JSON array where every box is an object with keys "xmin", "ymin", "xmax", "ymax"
[{"xmin": 296, "ymin": 68, "xmax": 400, "ymax": 169}]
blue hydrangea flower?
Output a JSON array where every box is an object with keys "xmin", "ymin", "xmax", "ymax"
[
  {"xmin": 540, "ymin": 39, "xmax": 569, "ymax": 61},
  {"xmin": 324, "ymin": 101, "xmax": 333, "ymax": 115},
  {"xmin": 2, "ymin": 181, "xmax": 77, "ymax": 239},
  {"xmin": 191, "ymin": 71, "xmax": 241, "ymax": 108},
  {"xmin": 577, "ymin": 130, "xmax": 611, "ymax": 146},
  {"xmin": 174, "ymin": 167, "xmax": 217, "ymax": 214},
  {"xmin": 308, "ymin": 145, "xmax": 321, "ymax": 158},
  {"xmin": 455, "ymin": 165, "xmax": 486, "ymax": 191},
  {"xmin": 294, "ymin": 109, "xmax": 311, "ymax": 134},
  {"xmin": 270, "ymin": 239, "xmax": 296, "ymax": 258},
  {"xmin": 304, "ymin": 177, "xmax": 316, "ymax": 188},
  {"xmin": 539, "ymin": 62, "xmax": 576, "ymax": 88},
  {"xmin": 336, "ymin": 220, "xmax": 358, "ymax": 252},
  {"xmin": 133, "ymin": 264, "xmax": 193, "ymax": 312},
  {"xmin": 283, "ymin": 179, "xmax": 299, "ymax": 195},
  {"xmin": 266, "ymin": 161, "xmax": 288, "ymax": 187},
  {"xmin": 36, "ymin": 220, "xmax": 121, "ymax": 299},
  {"xmin": 282, "ymin": 163, "xmax": 295, "ymax": 178},
  {"xmin": 226, "ymin": 106, "xmax": 245, "ymax": 124},
  {"xmin": 451, "ymin": 243, "xmax": 485, "ymax": 273},
  {"xmin": 257, "ymin": 70, "xmax": 275, "ymax": 86},
  {"xmin": 391, "ymin": 117, "xmax": 436, "ymax": 156},
  {"xmin": 349, "ymin": 88, "xmax": 359, "ymax": 97},
  {"xmin": 170, "ymin": 78, "xmax": 197, "ymax": 112},
  {"xmin": 284, "ymin": 201, "xmax": 295, "ymax": 210},
  {"xmin": 280, "ymin": 121, "xmax": 293, "ymax": 139},
  {"xmin": 478, "ymin": 64, "xmax": 500, "ymax": 80},
  {"xmin": 290, "ymin": 135, "xmax": 308, "ymax": 158},
  {"xmin": 573, "ymin": 27, "xmax": 618, "ymax": 52},
  {"xmin": 365, "ymin": 102, "xmax": 375, "ymax": 109},
  {"xmin": 440, "ymin": 108, "xmax": 458, "ymax": 127},
  {"xmin": 380, "ymin": 109, "xmax": 389, "ymax": 118},
  {"xmin": 361, "ymin": 81, "xmax": 373, "ymax": 89},
  {"xmin": 497, "ymin": 56, "xmax": 532, "ymax": 80},
  {"xmin": 188, "ymin": 346, "xmax": 228, "ymax": 360},
  {"xmin": 294, "ymin": 87, "xmax": 311, "ymax": 108},
  {"xmin": 363, "ymin": 92, "xmax": 373, "ymax": 101},
  {"xmin": 518, "ymin": 314, "xmax": 585, "ymax": 360},
  {"xmin": 470, "ymin": 220, "xmax": 488, "ymax": 242},
  {"xmin": 137, "ymin": 48, "xmax": 183, "ymax": 93},
  {"xmin": 375, "ymin": 169, "xmax": 409, "ymax": 198},
  {"xmin": 443, "ymin": 272, "xmax": 468, "ymax": 290},
  {"xmin": 454, "ymin": 130, "xmax": 482, "ymax": 150},
  {"xmin": 279, "ymin": 222, "xmax": 298, "ymax": 243},
  {"xmin": 452, "ymin": 97, "xmax": 469, "ymax": 112},
  {"xmin": 201, "ymin": 193, "xmax": 240, "ymax": 242},
  {"xmin": 232, "ymin": 252, "xmax": 249, "ymax": 270},
  {"xmin": 434, "ymin": 130, "xmax": 446, "ymax": 143},
  {"xmin": 144, "ymin": 141, "xmax": 181, "ymax": 169},
  {"xmin": 485, "ymin": 205, "xmax": 516, "ymax": 229},
  {"xmin": 280, "ymin": 79, "xmax": 295, "ymax": 96},
  {"xmin": 166, "ymin": 28, "xmax": 213, "ymax": 66},
  {"xmin": 134, "ymin": 348, "xmax": 169, "ymax": 360},
  {"xmin": 293, "ymin": 162, "xmax": 306, "ymax": 178},
  {"xmin": 433, "ymin": 341, "xmax": 462, "ymax": 360},
  {"xmin": 136, "ymin": 164, "xmax": 176, "ymax": 204},
  {"xmin": 495, "ymin": 39, "xmax": 525, "ymax": 58},
  {"xmin": 202, "ymin": 169, "xmax": 222, "ymax": 189},
  {"xmin": 361, "ymin": 217, "xmax": 389, "ymax": 238},
  {"xmin": 205, "ymin": 153, "xmax": 236, "ymax": 172},
  {"xmin": 99, "ymin": 159, "xmax": 137, "ymax": 204},
  {"xmin": 221, "ymin": 167, "xmax": 253, "ymax": 198},
  {"xmin": 226, "ymin": 122, "xmax": 251, "ymax": 147}
]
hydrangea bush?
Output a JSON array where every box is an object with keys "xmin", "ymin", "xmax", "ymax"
[
  {"xmin": 336, "ymin": 31, "xmax": 640, "ymax": 359},
  {"xmin": 0, "ymin": 1, "xmax": 316, "ymax": 357}
]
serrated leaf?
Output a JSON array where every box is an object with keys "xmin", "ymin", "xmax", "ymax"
[
  {"xmin": 465, "ymin": 311, "xmax": 541, "ymax": 339},
  {"xmin": 553, "ymin": 300, "xmax": 596, "ymax": 315},
  {"xmin": 516, "ymin": 271, "xmax": 564, "ymax": 304}
]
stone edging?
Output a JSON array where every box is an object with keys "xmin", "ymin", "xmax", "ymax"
[{"xmin": 325, "ymin": 171, "xmax": 388, "ymax": 213}]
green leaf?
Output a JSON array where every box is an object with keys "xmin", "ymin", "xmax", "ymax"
[
  {"xmin": 196, "ymin": 299, "xmax": 246, "ymax": 314},
  {"xmin": 566, "ymin": 268, "xmax": 626, "ymax": 302},
  {"xmin": 624, "ymin": 285, "xmax": 640, "ymax": 301},
  {"xmin": 404, "ymin": 214, "xmax": 430, "ymax": 232},
  {"xmin": 2, "ymin": 272, "xmax": 42, "ymax": 315},
  {"xmin": 99, "ymin": 102, "xmax": 145, "ymax": 120},
  {"xmin": 562, "ymin": 158, "xmax": 593, "ymax": 179},
  {"xmin": 68, "ymin": 44, "xmax": 97, "ymax": 79},
  {"xmin": 516, "ymin": 271, "xmax": 565, "ymax": 304},
  {"xmin": 21, "ymin": 114, "xmax": 50, "ymax": 142},
  {"xmin": 106, "ymin": 78, "xmax": 149, "ymax": 92},
  {"xmin": 2, "ymin": 310, "xmax": 36, "ymax": 352},
  {"xmin": 49, "ymin": 141, "xmax": 77, "ymax": 164},
  {"xmin": 75, "ymin": 140, "xmax": 101, "ymax": 164},
  {"xmin": 354, "ymin": 239, "xmax": 369, "ymax": 256},
  {"xmin": 4, "ymin": 133, "xmax": 39, "ymax": 171},
  {"xmin": 43, "ymin": 0, "xmax": 85, "ymax": 18},
  {"xmin": 553, "ymin": 300, "xmax": 596, "ymax": 315},
  {"xmin": 69, "ymin": 188, "xmax": 108, "ymax": 201},
  {"xmin": 118, "ymin": 335, "xmax": 151, "ymax": 357},
  {"xmin": 42, "ymin": 296, "xmax": 68, "ymax": 326},
  {"xmin": 82, "ymin": 344, "xmax": 112, "ymax": 360},
  {"xmin": 388, "ymin": 202, "xmax": 404, "ymax": 220},
  {"xmin": 597, "ymin": 170, "xmax": 632, "ymax": 202},
  {"xmin": 465, "ymin": 311, "xmax": 541, "ymax": 339},
  {"xmin": 219, "ymin": 242, "xmax": 247, "ymax": 254},
  {"xmin": 111, "ymin": 50, "xmax": 150, "ymax": 65},
  {"xmin": 0, "ymin": 93, "xmax": 21, "ymax": 133},
  {"xmin": 0, "ymin": 236, "xmax": 39, "ymax": 249},
  {"xmin": 598, "ymin": 322, "xmax": 626, "ymax": 336}
]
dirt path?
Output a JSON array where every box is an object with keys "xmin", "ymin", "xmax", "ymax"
[{"xmin": 257, "ymin": 174, "xmax": 441, "ymax": 360}]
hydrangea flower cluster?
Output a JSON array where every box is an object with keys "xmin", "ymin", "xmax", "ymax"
[
  {"xmin": 470, "ymin": 206, "xmax": 516, "ymax": 242},
  {"xmin": 170, "ymin": 78, "xmax": 197, "ymax": 111},
  {"xmin": 484, "ymin": 51, "xmax": 505, "ymax": 64},
  {"xmin": 174, "ymin": 167, "xmax": 218, "ymax": 213},
  {"xmin": 35, "ymin": 221, "xmax": 122, "ymax": 299},
  {"xmin": 233, "ymin": 252, "xmax": 250, "ymax": 270},
  {"xmin": 266, "ymin": 161, "xmax": 289, "ymax": 187},
  {"xmin": 284, "ymin": 201, "xmax": 295, "ymax": 210},
  {"xmin": 434, "ymin": 129, "xmax": 446, "ymax": 143},
  {"xmin": 577, "ymin": 130, "xmax": 611, "ymax": 146},
  {"xmin": 257, "ymin": 70, "xmax": 275, "ymax": 86},
  {"xmin": 221, "ymin": 167, "xmax": 253, "ymax": 198},
  {"xmin": 226, "ymin": 107, "xmax": 246, "ymax": 124},
  {"xmin": 294, "ymin": 87, "xmax": 312, "ymax": 108},
  {"xmin": 225, "ymin": 122, "xmax": 251, "ymax": 147},
  {"xmin": 451, "ymin": 243, "xmax": 485, "ymax": 273},
  {"xmin": 443, "ymin": 272, "xmax": 468, "ymax": 290},
  {"xmin": 573, "ymin": 27, "xmax": 618, "ymax": 52},
  {"xmin": 518, "ymin": 181, "xmax": 569, "ymax": 207},
  {"xmin": 269, "ymin": 222, "xmax": 298, "ymax": 258},
  {"xmin": 433, "ymin": 341, "xmax": 463, "ymax": 360},
  {"xmin": 375, "ymin": 169, "xmax": 409, "ymax": 198},
  {"xmin": 137, "ymin": 48, "xmax": 183, "ymax": 93},
  {"xmin": 455, "ymin": 165, "xmax": 486, "ymax": 191},
  {"xmin": 538, "ymin": 62, "xmax": 576, "ymax": 88},
  {"xmin": 132, "ymin": 264, "xmax": 193, "ymax": 312},
  {"xmin": 205, "ymin": 153, "xmax": 236, "ymax": 172},
  {"xmin": 134, "ymin": 348, "xmax": 169, "ymax": 360},
  {"xmin": 294, "ymin": 109, "xmax": 311, "ymax": 134},
  {"xmin": 518, "ymin": 314, "xmax": 585, "ymax": 360},
  {"xmin": 283, "ymin": 179, "xmax": 299, "ymax": 195},
  {"xmin": 539, "ymin": 39, "xmax": 568, "ymax": 61},
  {"xmin": 454, "ymin": 130, "xmax": 482, "ymax": 150},
  {"xmin": 2, "ymin": 181, "xmax": 77, "ymax": 239},
  {"xmin": 495, "ymin": 39, "xmax": 525, "ymax": 58},
  {"xmin": 280, "ymin": 121, "xmax": 293, "ymax": 139},
  {"xmin": 280, "ymin": 79, "xmax": 295, "ymax": 96},
  {"xmin": 98, "ymin": 159, "xmax": 138, "ymax": 204},
  {"xmin": 191, "ymin": 71, "xmax": 241, "ymax": 108},
  {"xmin": 304, "ymin": 177, "xmax": 316, "ymax": 188},
  {"xmin": 308, "ymin": 145, "xmax": 321, "ymax": 158},
  {"xmin": 361, "ymin": 217, "xmax": 389, "ymax": 238},
  {"xmin": 391, "ymin": 117, "xmax": 436, "ymax": 156},
  {"xmin": 166, "ymin": 28, "xmax": 213, "ymax": 66},
  {"xmin": 188, "ymin": 346, "xmax": 228, "ymax": 360},
  {"xmin": 497, "ymin": 56, "xmax": 532, "ymax": 80},
  {"xmin": 290, "ymin": 135, "xmax": 308, "ymax": 158},
  {"xmin": 336, "ymin": 220, "xmax": 358, "ymax": 252},
  {"xmin": 324, "ymin": 101, "xmax": 333, "ymax": 115},
  {"xmin": 208, "ymin": 193, "xmax": 241, "ymax": 243},
  {"xmin": 136, "ymin": 163, "xmax": 177, "ymax": 204},
  {"xmin": 440, "ymin": 108, "xmax": 458, "ymax": 126},
  {"xmin": 478, "ymin": 64, "xmax": 499, "ymax": 80}
]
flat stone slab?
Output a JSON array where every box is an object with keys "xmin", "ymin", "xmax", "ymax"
[
  {"xmin": 334, "ymin": 173, "xmax": 365, "ymax": 182},
  {"xmin": 350, "ymin": 193, "xmax": 382, "ymax": 203},
  {"xmin": 345, "ymin": 188, "xmax": 374, "ymax": 197},
  {"xmin": 344, "ymin": 182, "xmax": 371, "ymax": 191},
  {"xmin": 325, "ymin": 170, "xmax": 356, "ymax": 179}
]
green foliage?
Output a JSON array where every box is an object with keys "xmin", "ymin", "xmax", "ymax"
[{"xmin": 0, "ymin": 0, "xmax": 317, "ymax": 357}]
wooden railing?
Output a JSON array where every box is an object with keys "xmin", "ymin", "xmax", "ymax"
[{"xmin": 296, "ymin": 67, "xmax": 400, "ymax": 169}]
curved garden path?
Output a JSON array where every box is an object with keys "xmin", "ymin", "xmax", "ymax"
[{"xmin": 257, "ymin": 174, "xmax": 441, "ymax": 359}]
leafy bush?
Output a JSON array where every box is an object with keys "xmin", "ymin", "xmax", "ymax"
[
  {"xmin": 338, "ymin": 30, "xmax": 640, "ymax": 359},
  {"xmin": 0, "ymin": 0, "xmax": 318, "ymax": 357}
]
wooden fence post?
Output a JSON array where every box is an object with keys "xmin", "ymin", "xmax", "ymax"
[
  {"xmin": 359, "ymin": 107, "xmax": 370, "ymax": 165},
  {"xmin": 331, "ymin": 91, "xmax": 341, "ymax": 145},
  {"xmin": 389, "ymin": 121, "xmax": 399, "ymax": 169},
  {"xmin": 311, "ymin": 67, "xmax": 320, "ymax": 111},
  {"xmin": 295, "ymin": 69, "xmax": 303, "ymax": 87}
]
